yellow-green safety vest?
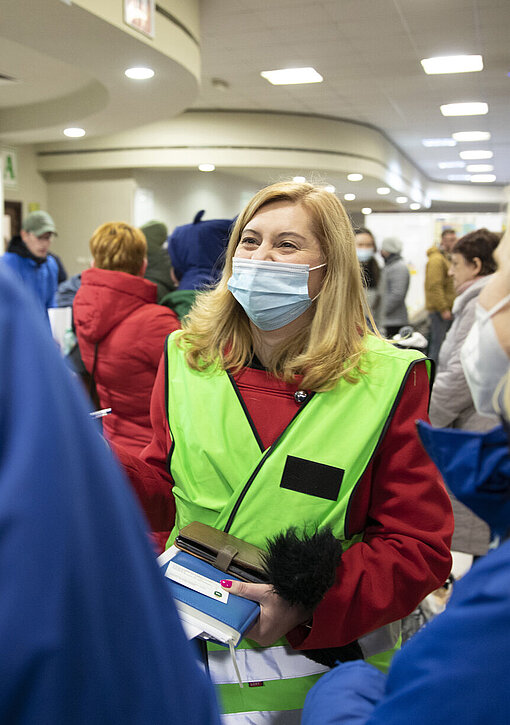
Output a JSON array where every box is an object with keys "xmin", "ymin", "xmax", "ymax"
[{"xmin": 164, "ymin": 332, "xmax": 429, "ymax": 721}]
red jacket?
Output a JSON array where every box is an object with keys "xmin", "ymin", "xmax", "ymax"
[
  {"xmin": 117, "ymin": 355, "xmax": 453, "ymax": 651},
  {"xmin": 74, "ymin": 268, "xmax": 180, "ymax": 454}
]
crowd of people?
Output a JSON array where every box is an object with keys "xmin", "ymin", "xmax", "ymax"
[{"xmin": 0, "ymin": 183, "xmax": 508, "ymax": 724}]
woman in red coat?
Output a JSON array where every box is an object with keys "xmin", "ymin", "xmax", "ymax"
[{"xmin": 74, "ymin": 221, "xmax": 180, "ymax": 454}]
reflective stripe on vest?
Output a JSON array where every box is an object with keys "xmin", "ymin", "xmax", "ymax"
[
  {"xmin": 359, "ymin": 618, "xmax": 401, "ymax": 659},
  {"xmin": 208, "ymin": 642, "xmax": 329, "ymax": 685},
  {"xmin": 208, "ymin": 640, "xmax": 324, "ymax": 719},
  {"xmin": 221, "ymin": 710, "xmax": 302, "ymax": 724}
]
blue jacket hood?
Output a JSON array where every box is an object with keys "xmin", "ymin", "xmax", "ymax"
[
  {"xmin": 167, "ymin": 210, "xmax": 233, "ymax": 290},
  {"xmin": 417, "ymin": 420, "xmax": 510, "ymax": 536}
]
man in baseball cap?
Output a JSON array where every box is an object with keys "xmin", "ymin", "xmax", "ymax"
[
  {"xmin": 1, "ymin": 209, "xmax": 59, "ymax": 324},
  {"xmin": 21, "ymin": 210, "xmax": 58, "ymax": 259}
]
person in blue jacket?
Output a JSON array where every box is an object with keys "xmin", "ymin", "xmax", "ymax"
[
  {"xmin": 0, "ymin": 263, "xmax": 220, "ymax": 725},
  {"xmin": 1, "ymin": 210, "xmax": 59, "ymax": 322},
  {"xmin": 302, "ymin": 228, "xmax": 510, "ymax": 725}
]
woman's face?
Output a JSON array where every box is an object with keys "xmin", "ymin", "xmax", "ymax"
[
  {"xmin": 234, "ymin": 201, "xmax": 326, "ymax": 298},
  {"xmin": 355, "ymin": 232, "xmax": 375, "ymax": 251},
  {"xmin": 449, "ymin": 252, "xmax": 480, "ymax": 291}
]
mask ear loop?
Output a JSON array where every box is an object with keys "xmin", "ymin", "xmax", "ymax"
[
  {"xmin": 492, "ymin": 370, "xmax": 510, "ymax": 417},
  {"xmin": 309, "ymin": 263, "xmax": 327, "ymax": 303},
  {"xmin": 486, "ymin": 292, "xmax": 510, "ymax": 319}
]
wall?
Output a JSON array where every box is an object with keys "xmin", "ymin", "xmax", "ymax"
[
  {"xmin": 46, "ymin": 171, "xmax": 136, "ymax": 275},
  {"xmin": 134, "ymin": 169, "xmax": 261, "ymax": 230}
]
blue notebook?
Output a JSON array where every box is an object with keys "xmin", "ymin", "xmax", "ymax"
[{"xmin": 158, "ymin": 547, "xmax": 260, "ymax": 647}]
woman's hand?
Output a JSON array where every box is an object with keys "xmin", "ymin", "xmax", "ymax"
[{"xmin": 221, "ymin": 580, "xmax": 312, "ymax": 647}]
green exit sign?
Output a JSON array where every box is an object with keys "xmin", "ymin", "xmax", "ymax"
[{"xmin": 2, "ymin": 149, "xmax": 17, "ymax": 188}]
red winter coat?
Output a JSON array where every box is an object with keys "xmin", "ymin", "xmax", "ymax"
[{"xmin": 74, "ymin": 268, "xmax": 180, "ymax": 454}]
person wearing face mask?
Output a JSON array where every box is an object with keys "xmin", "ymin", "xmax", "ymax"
[
  {"xmin": 429, "ymin": 229, "xmax": 500, "ymax": 558},
  {"xmin": 115, "ymin": 181, "xmax": 453, "ymax": 724},
  {"xmin": 354, "ymin": 228, "xmax": 383, "ymax": 330},
  {"xmin": 301, "ymin": 226, "xmax": 510, "ymax": 725}
]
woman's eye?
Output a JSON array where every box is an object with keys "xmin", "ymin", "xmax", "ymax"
[
  {"xmin": 240, "ymin": 237, "xmax": 258, "ymax": 246},
  {"xmin": 280, "ymin": 241, "xmax": 298, "ymax": 249}
]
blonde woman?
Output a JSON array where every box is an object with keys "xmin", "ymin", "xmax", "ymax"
[
  {"xmin": 73, "ymin": 221, "xmax": 180, "ymax": 455},
  {"xmin": 118, "ymin": 182, "xmax": 452, "ymax": 723}
]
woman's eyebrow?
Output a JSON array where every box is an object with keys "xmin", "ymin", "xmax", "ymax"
[
  {"xmin": 275, "ymin": 231, "xmax": 306, "ymax": 241},
  {"xmin": 240, "ymin": 228, "xmax": 307, "ymax": 241}
]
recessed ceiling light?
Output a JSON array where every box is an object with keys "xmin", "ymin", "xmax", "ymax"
[
  {"xmin": 343, "ymin": 193, "xmax": 356, "ymax": 201},
  {"xmin": 63, "ymin": 127, "xmax": 85, "ymax": 138},
  {"xmin": 361, "ymin": 207, "xmax": 372, "ymax": 215},
  {"xmin": 324, "ymin": 185, "xmax": 336, "ymax": 193},
  {"xmin": 422, "ymin": 138, "xmax": 457, "ymax": 147},
  {"xmin": 347, "ymin": 173, "xmax": 363, "ymax": 181},
  {"xmin": 466, "ymin": 164, "xmax": 494, "ymax": 172},
  {"xmin": 409, "ymin": 203, "xmax": 421, "ymax": 210},
  {"xmin": 396, "ymin": 196, "xmax": 408, "ymax": 203},
  {"xmin": 452, "ymin": 131, "xmax": 491, "ymax": 142},
  {"xmin": 198, "ymin": 163, "xmax": 215, "ymax": 172},
  {"xmin": 438, "ymin": 161, "xmax": 466, "ymax": 169},
  {"xmin": 421, "ymin": 55, "xmax": 483, "ymax": 74},
  {"xmin": 459, "ymin": 149, "xmax": 493, "ymax": 160},
  {"xmin": 470, "ymin": 174, "xmax": 496, "ymax": 183},
  {"xmin": 440, "ymin": 102, "xmax": 488, "ymax": 116},
  {"xmin": 125, "ymin": 67, "xmax": 155, "ymax": 80},
  {"xmin": 376, "ymin": 187, "xmax": 391, "ymax": 195},
  {"xmin": 293, "ymin": 176, "xmax": 306, "ymax": 183},
  {"xmin": 260, "ymin": 67, "xmax": 323, "ymax": 85},
  {"xmin": 448, "ymin": 174, "xmax": 472, "ymax": 181}
]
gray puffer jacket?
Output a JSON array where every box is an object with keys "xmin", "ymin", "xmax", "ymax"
[{"xmin": 382, "ymin": 253, "xmax": 409, "ymax": 328}]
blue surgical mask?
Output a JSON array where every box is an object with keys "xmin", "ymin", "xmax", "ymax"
[
  {"xmin": 227, "ymin": 258, "xmax": 326, "ymax": 331},
  {"xmin": 356, "ymin": 248, "xmax": 374, "ymax": 263}
]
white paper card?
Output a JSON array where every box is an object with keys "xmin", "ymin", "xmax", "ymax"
[{"xmin": 165, "ymin": 561, "xmax": 230, "ymax": 604}]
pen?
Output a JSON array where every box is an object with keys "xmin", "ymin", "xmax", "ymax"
[{"xmin": 89, "ymin": 408, "xmax": 112, "ymax": 419}]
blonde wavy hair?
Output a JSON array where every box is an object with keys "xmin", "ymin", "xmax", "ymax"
[
  {"xmin": 89, "ymin": 221, "xmax": 147, "ymax": 275},
  {"xmin": 179, "ymin": 181, "xmax": 374, "ymax": 391}
]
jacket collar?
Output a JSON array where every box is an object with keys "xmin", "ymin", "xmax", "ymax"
[{"xmin": 7, "ymin": 235, "xmax": 47, "ymax": 266}]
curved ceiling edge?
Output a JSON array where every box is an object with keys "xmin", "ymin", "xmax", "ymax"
[
  {"xmin": 0, "ymin": 81, "xmax": 109, "ymax": 134},
  {"xmin": 35, "ymin": 112, "xmax": 506, "ymax": 206}
]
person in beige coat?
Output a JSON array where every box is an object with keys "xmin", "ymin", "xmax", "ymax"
[{"xmin": 429, "ymin": 228, "xmax": 500, "ymax": 556}]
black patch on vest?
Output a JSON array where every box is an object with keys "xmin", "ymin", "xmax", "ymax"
[{"xmin": 279, "ymin": 455, "xmax": 344, "ymax": 501}]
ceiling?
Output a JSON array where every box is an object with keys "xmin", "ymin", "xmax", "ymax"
[
  {"xmin": 1, "ymin": 0, "xmax": 509, "ymax": 205},
  {"xmin": 195, "ymin": 0, "xmax": 510, "ymax": 187}
]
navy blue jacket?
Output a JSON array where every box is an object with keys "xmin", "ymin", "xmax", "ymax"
[{"xmin": 0, "ymin": 264, "xmax": 220, "ymax": 724}]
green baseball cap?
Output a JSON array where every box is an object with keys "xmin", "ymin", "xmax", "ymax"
[{"xmin": 22, "ymin": 210, "xmax": 57, "ymax": 237}]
